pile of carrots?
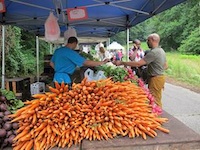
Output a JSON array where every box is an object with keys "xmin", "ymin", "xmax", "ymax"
[{"xmin": 9, "ymin": 78, "xmax": 169, "ymax": 150}]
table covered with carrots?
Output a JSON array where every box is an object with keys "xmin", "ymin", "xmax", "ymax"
[{"xmin": 1, "ymin": 75, "xmax": 200, "ymax": 150}]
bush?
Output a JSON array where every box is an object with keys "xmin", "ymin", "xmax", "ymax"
[{"xmin": 178, "ymin": 28, "xmax": 200, "ymax": 55}]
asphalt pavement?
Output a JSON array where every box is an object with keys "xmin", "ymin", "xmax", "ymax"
[{"xmin": 162, "ymin": 83, "xmax": 200, "ymax": 135}]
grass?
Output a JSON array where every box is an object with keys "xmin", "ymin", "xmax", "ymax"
[
  {"xmin": 165, "ymin": 52, "xmax": 200, "ymax": 88},
  {"xmin": 138, "ymin": 42, "xmax": 200, "ymax": 88},
  {"xmin": 126, "ymin": 42, "xmax": 200, "ymax": 90}
]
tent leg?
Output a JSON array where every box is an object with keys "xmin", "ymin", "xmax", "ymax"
[
  {"xmin": 126, "ymin": 28, "xmax": 130, "ymax": 61},
  {"xmin": 1, "ymin": 25, "xmax": 5, "ymax": 89},
  {"xmin": 36, "ymin": 36, "xmax": 40, "ymax": 82},
  {"xmin": 50, "ymin": 43, "xmax": 53, "ymax": 54}
]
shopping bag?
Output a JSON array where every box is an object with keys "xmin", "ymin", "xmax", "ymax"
[
  {"xmin": 64, "ymin": 27, "xmax": 77, "ymax": 44},
  {"xmin": 45, "ymin": 12, "xmax": 60, "ymax": 42},
  {"xmin": 84, "ymin": 68, "xmax": 106, "ymax": 81}
]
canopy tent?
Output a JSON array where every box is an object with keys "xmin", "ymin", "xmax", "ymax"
[
  {"xmin": 107, "ymin": 41, "xmax": 124, "ymax": 50},
  {"xmin": 1, "ymin": 0, "xmax": 187, "ymax": 38},
  {"xmin": 1, "ymin": 0, "xmax": 187, "ymax": 89},
  {"xmin": 40, "ymin": 36, "xmax": 109, "ymax": 45}
]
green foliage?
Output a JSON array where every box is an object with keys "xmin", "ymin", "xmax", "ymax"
[
  {"xmin": 0, "ymin": 26, "xmax": 50, "ymax": 78},
  {"xmin": 0, "ymin": 89, "xmax": 24, "ymax": 113},
  {"xmin": 129, "ymin": 23, "xmax": 149, "ymax": 41},
  {"xmin": 178, "ymin": 28, "xmax": 200, "ymax": 54},
  {"xmin": 111, "ymin": 31, "xmax": 126, "ymax": 45},
  {"xmin": 165, "ymin": 52, "xmax": 200, "ymax": 87},
  {"xmin": 21, "ymin": 30, "xmax": 50, "ymax": 74},
  {"xmin": 112, "ymin": 0, "xmax": 199, "ymax": 55},
  {"xmin": 96, "ymin": 65, "xmax": 128, "ymax": 82},
  {"xmin": 79, "ymin": 51, "xmax": 99, "ymax": 61},
  {"xmin": 4, "ymin": 26, "xmax": 23, "ymax": 77}
]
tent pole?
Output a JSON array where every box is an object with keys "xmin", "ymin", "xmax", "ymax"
[
  {"xmin": 50, "ymin": 43, "xmax": 53, "ymax": 54},
  {"xmin": 106, "ymin": 38, "xmax": 110, "ymax": 48},
  {"xmin": 36, "ymin": 36, "xmax": 40, "ymax": 82},
  {"xmin": 1, "ymin": 25, "xmax": 5, "ymax": 89},
  {"xmin": 126, "ymin": 28, "xmax": 130, "ymax": 61}
]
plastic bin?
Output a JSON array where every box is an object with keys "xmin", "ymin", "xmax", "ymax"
[{"xmin": 30, "ymin": 82, "xmax": 45, "ymax": 95}]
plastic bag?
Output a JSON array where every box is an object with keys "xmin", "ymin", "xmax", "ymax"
[
  {"xmin": 64, "ymin": 27, "xmax": 77, "ymax": 44},
  {"xmin": 45, "ymin": 12, "xmax": 60, "ymax": 42},
  {"xmin": 84, "ymin": 68, "xmax": 106, "ymax": 81}
]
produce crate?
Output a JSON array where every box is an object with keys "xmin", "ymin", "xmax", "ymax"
[
  {"xmin": 44, "ymin": 54, "xmax": 54, "ymax": 75},
  {"xmin": 30, "ymin": 82, "xmax": 45, "ymax": 95},
  {"xmin": 5, "ymin": 77, "xmax": 31, "ymax": 101}
]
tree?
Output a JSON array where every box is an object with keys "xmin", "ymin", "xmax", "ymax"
[
  {"xmin": 0, "ymin": 26, "xmax": 50, "ymax": 78},
  {"xmin": 111, "ymin": 0, "xmax": 199, "ymax": 54},
  {"xmin": 178, "ymin": 27, "xmax": 200, "ymax": 54}
]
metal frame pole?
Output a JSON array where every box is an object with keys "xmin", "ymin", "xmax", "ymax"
[
  {"xmin": 126, "ymin": 28, "xmax": 130, "ymax": 61},
  {"xmin": 36, "ymin": 36, "xmax": 40, "ymax": 82},
  {"xmin": 1, "ymin": 25, "xmax": 5, "ymax": 89}
]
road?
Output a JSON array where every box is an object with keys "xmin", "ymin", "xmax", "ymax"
[{"xmin": 162, "ymin": 83, "xmax": 200, "ymax": 135}]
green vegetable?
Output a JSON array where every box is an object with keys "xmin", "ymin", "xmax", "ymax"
[
  {"xmin": 96, "ymin": 65, "xmax": 128, "ymax": 82},
  {"xmin": 0, "ymin": 89, "xmax": 24, "ymax": 113},
  {"xmin": 79, "ymin": 52, "xmax": 99, "ymax": 61}
]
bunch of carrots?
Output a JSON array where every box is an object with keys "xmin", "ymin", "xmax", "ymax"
[{"xmin": 9, "ymin": 78, "xmax": 169, "ymax": 150}]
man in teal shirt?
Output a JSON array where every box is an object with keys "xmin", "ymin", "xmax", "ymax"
[{"xmin": 50, "ymin": 37, "xmax": 108, "ymax": 84}]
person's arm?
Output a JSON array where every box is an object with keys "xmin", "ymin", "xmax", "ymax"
[
  {"xmin": 164, "ymin": 62, "xmax": 168, "ymax": 70},
  {"xmin": 50, "ymin": 61, "xmax": 54, "ymax": 69},
  {"xmin": 83, "ymin": 60, "xmax": 108, "ymax": 67},
  {"xmin": 114, "ymin": 59, "xmax": 146, "ymax": 67}
]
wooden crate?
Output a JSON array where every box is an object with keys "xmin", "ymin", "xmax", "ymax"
[
  {"xmin": 5, "ymin": 77, "xmax": 31, "ymax": 101},
  {"xmin": 44, "ymin": 54, "xmax": 54, "ymax": 75}
]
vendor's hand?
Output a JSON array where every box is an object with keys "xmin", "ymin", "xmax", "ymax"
[
  {"xmin": 103, "ymin": 58, "xmax": 110, "ymax": 63},
  {"xmin": 113, "ymin": 60, "xmax": 122, "ymax": 66}
]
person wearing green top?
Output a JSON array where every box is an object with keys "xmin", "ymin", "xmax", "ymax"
[{"xmin": 113, "ymin": 33, "xmax": 168, "ymax": 107}]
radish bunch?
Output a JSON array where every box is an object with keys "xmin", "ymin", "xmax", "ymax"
[
  {"xmin": 124, "ymin": 68, "xmax": 136, "ymax": 81},
  {"xmin": 137, "ymin": 78, "xmax": 162, "ymax": 115}
]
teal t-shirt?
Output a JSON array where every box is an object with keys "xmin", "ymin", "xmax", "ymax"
[{"xmin": 51, "ymin": 47, "xmax": 86, "ymax": 83}]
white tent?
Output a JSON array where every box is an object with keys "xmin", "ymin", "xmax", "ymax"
[{"xmin": 107, "ymin": 42, "xmax": 124, "ymax": 50}]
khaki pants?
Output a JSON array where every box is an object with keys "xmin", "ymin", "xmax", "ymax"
[{"xmin": 148, "ymin": 75, "xmax": 165, "ymax": 108}]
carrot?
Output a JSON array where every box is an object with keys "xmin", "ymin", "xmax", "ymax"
[
  {"xmin": 129, "ymin": 127, "xmax": 135, "ymax": 138},
  {"xmin": 37, "ymin": 127, "xmax": 47, "ymax": 138},
  {"xmin": 97, "ymin": 126, "xmax": 108, "ymax": 140},
  {"xmin": 20, "ymin": 140, "xmax": 30, "ymax": 150},
  {"xmin": 32, "ymin": 114, "xmax": 37, "ymax": 125},
  {"xmin": 34, "ymin": 122, "xmax": 47, "ymax": 133},
  {"xmin": 48, "ymin": 86, "xmax": 60, "ymax": 94},
  {"xmin": 13, "ymin": 129, "xmax": 29, "ymax": 141},
  {"xmin": 142, "ymin": 132, "xmax": 147, "ymax": 140},
  {"xmin": 32, "ymin": 93, "xmax": 47, "ymax": 99},
  {"xmin": 157, "ymin": 126, "xmax": 170, "ymax": 133},
  {"xmin": 13, "ymin": 141, "xmax": 26, "ymax": 150},
  {"xmin": 18, "ymin": 133, "xmax": 32, "ymax": 142},
  {"xmin": 40, "ymin": 138, "xmax": 47, "ymax": 149},
  {"xmin": 51, "ymin": 125, "xmax": 61, "ymax": 135},
  {"xmin": 25, "ymin": 139, "xmax": 33, "ymax": 150},
  {"xmin": 64, "ymin": 84, "xmax": 69, "ymax": 92},
  {"xmin": 54, "ymin": 81, "xmax": 61, "ymax": 90}
]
